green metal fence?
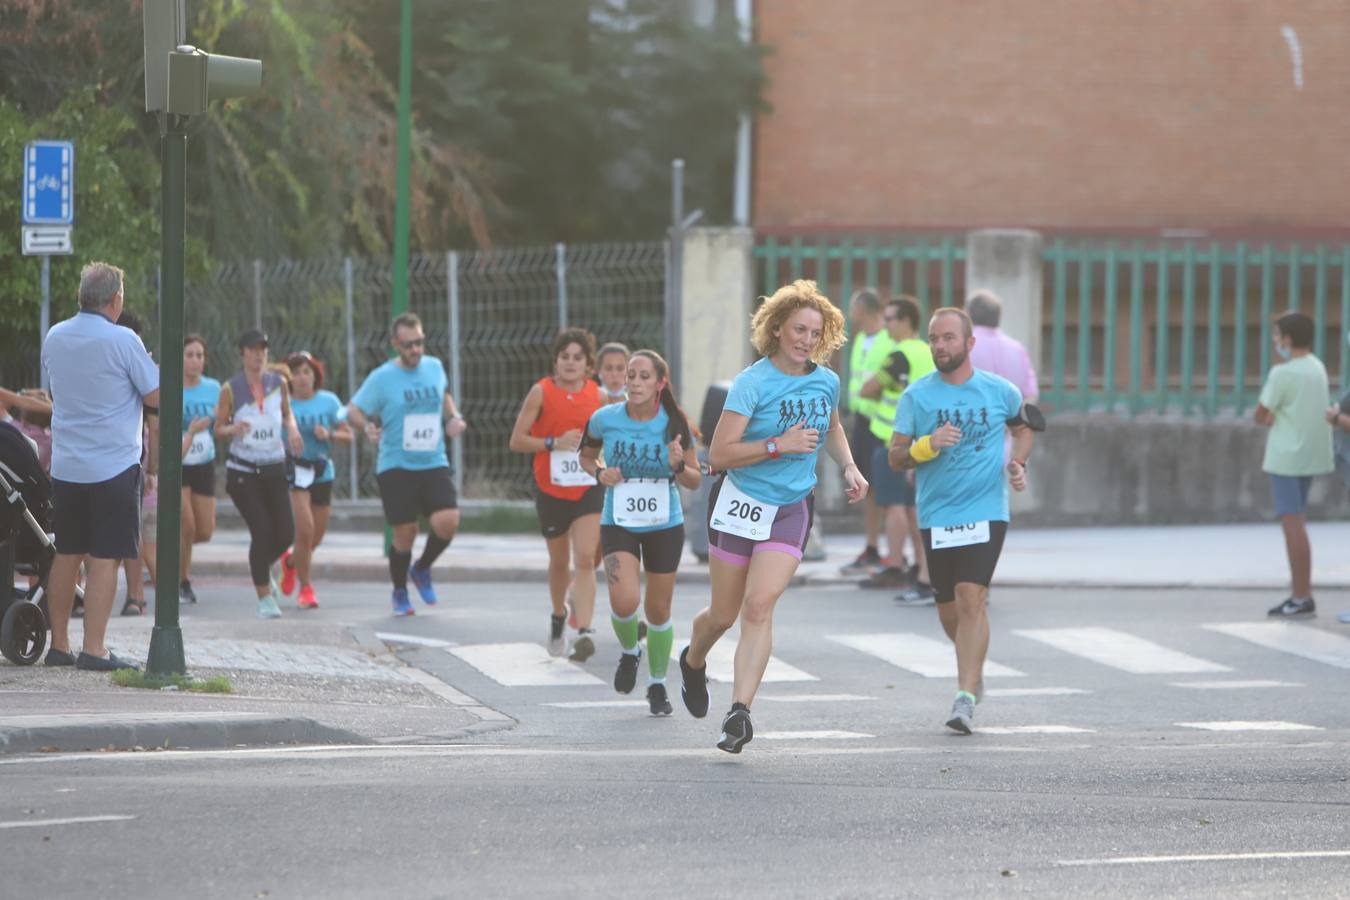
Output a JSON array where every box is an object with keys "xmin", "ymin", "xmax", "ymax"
[
  {"xmin": 1043, "ymin": 240, "xmax": 1350, "ymax": 416},
  {"xmin": 753, "ymin": 234, "xmax": 966, "ymax": 318}
]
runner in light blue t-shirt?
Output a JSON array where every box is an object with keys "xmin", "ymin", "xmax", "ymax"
[
  {"xmin": 889, "ymin": 307, "xmax": 1036, "ymax": 737},
  {"xmin": 678, "ymin": 280, "xmax": 868, "ymax": 754}
]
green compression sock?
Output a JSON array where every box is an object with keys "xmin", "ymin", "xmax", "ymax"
[
  {"xmin": 611, "ymin": 612, "xmax": 641, "ymax": 651},
  {"xmin": 646, "ymin": 620, "xmax": 674, "ymax": 680}
]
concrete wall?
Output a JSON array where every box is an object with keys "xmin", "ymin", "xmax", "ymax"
[
  {"xmin": 819, "ymin": 414, "xmax": 1348, "ymax": 527},
  {"xmin": 679, "ymin": 227, "xmax": 754, "ymax": 428},
  {"xmin": 965, "ymin": 229, "xmax": 1042, "ymax": 370}
]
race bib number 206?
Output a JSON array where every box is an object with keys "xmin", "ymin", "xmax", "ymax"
[{"xmin": 709, "ymin": 477, "xmax": 778, "ymax": 542}]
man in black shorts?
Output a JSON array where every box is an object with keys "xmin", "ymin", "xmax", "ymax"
[
  {"xmin": 891, "ymin": 308, "xmax": 1035, "ymax": 734},
  {"xmin": 839, "ymin": 290, "xmax": 893, "ymax": 574},
  {"xmin": 348, "ymin": 313, "xmax": 466, "ymax": 616},
  {"xmin": 41, "ymin": 262, "xmax": 160, "ymax": 669}
]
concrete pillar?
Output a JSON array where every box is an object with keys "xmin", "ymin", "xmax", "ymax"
[
  {"xmin": 964, "ymin": 229, "xmax": 1043, "ymax": 369},
  {"xmin": 679, "ymin": 227, "xmax": 755, "ymax": 428}
]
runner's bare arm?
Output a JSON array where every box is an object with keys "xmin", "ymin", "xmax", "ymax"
[
  {"xmin": 329, "ymin": 420, "xmax": 354, "ymax": 444},
  {"xmin": 823, "ymin": 407, "xmax": 866, "ymax": 502},
  {"xmin": 280, "ymin": 382, "xmax": 304, "ymax": 456},
  {"xmin": 443, "ymin": 391, "xmax": 466, "ymax": 438},
  {"xmin": 1007, "ymin": 421, "xmax": 1035, "ymax": 491},
  {"xmin": 507, "ymin": 384, "xmax": 548, "ymax": 454},
  {"xmin": 859, "ymin": 375, "xmax": 883, "ymax": 400},
  {"xmin": 214, "ymin": 383, "xmax": 246, "ymax": 438},
  {"xmin": 1253, "ymin": 403, "xmax": 1274, "ymax": 427}
]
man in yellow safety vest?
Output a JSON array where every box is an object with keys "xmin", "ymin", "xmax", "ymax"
[{"xmin": 840, "ymin": 290, "xmax": 897, "ymax": 574}]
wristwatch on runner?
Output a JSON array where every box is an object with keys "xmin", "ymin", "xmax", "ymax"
[{"xmin": 766, "ymin": 438, "xmax": 780, "ymax": 459}]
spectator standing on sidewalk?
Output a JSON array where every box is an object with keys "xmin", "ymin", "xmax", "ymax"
[
  {"xmin": 839, "ymin": 290, "xmax": 895, "ymax": 575},
  {"xmin": 41, "ymin": 261, "xmax": 159, "ymax": 670},
  {"xmin": 1256, "ymin": 311, "xmax": 1334, "ymax": 619},
  {"xmin": 967, "ymin": 289, "xmax": 1039, "ymax": 463}
]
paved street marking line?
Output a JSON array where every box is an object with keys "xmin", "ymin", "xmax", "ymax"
[
  {"xmin": 543, "ymin": 700, "xmax": 647, "ymax": 708},
  {"xmin": 1013, "ymin": 627, "xmax": 1231, "ymax": 674},
  {"xmin": 756, "ymin": 693, "xmax": 877, "ymax": 703},
  {"xmin": 446, "ymin": 643, "xmax": 605, "ymax": 687},
  {"xmin": 757, "ymin": 730, "xmax": 874, "ymax": 740},
  {"xmin": 985, "ymin": 687, "xmax": 1090, "ymax": 697},
  {"xmin": 977, "ymin": 725, "xmax": 1096, "ymax": 735},
  {"xmin": 703, "ymin": 642, "xmax": 818, "ymax": 683},
  {"xmin": 0, "ymin": 815, "xmax": 136, "ymax": 830},
  {"xmin": 828, "ymin": 633, "xmax": 1026, "ymax": 678},
  {"xmin": 1204, "ymin": 622, "xmax": 1350, "ymax": 669},
  {"xmin": 375, "ymin": 632, "xmax": 456, "ymax": 648},
  {"xmin": 398, "ymin": 665, "xmax": 514, "ymax": 723},
  {"xmin": 1057, "ymin": 849, "xmax": 1350, "ymax": 867},
  {"xmin": 1171, "ymin": 680, "xmax": 1304, "ymax": 690},
  {"xmin": 1176, "ymin": 721, "xmax": 1322, "ymax": 732}
]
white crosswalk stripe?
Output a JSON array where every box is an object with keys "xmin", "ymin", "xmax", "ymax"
[
  {"xmin": 447, "ymin": 643, "xmax": 604, "ymax": 686},
  {"xmin": 1176, "ymin": 721, "xmax": 1321, "ymax": 732},
  {"xmin": 1203, "ymin": 622, "xmax": 1350, "ymax": 670},
  {"xmin": 703, "ymin": 641, "xmax": 818, "ymax": 683},
  {"xmin": 828, "ymin": 632, "xmax": 1026, "ymax": 678},
  {"xmin": 1013, "ymin": 627, "xmax": 1230, "ymax": 674}
]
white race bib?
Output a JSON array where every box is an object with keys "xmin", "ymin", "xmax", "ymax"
[
  {"xmin": 613, "ymin": 479, "xmax": 670, "ymax": 528},
  {"xmin": 240, "ymin": 424, "xmax": 279, "ymax": 457},
  {"xmin": 930, "ymin": 520, "xmax": 990, "ymax": 550},
  {"xmin": 292, "ymin": 464, "xmax": 316, "ymax": 489},
  {"xmin": 402, "ymin": 413, "xmax": 440, "ymax": 452},
  {"xmin": 184, "ymin": 431, "xmax": 212, "ymax": 465},
  {"xmin": 709, "ymin": 477, "xmax": 778, "ymax": 542},
  {"xmin": 549, "ymin": 450, "xmax": 596, "ymax": 487}
]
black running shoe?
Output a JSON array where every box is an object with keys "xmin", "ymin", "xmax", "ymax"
[
  {"xmin": 717, "ymin": 702, "xmax": 753, "ymax": 753},
  {"xmin": 647, "ymin": 682, "xmax": 673, "ymax": 716},
  {"xmin": 679, "ymin": 646, "xmax": 709, "ymax": 718},
  {"xmin": 1267, "ymin": 597, "xmax": 1316, "ymax": 618},
  {"xmin": 180, "ymin": 580, "xmax": 198, "ymax": 605},
  {"xmin": 614, "ymin": 649, "xmax": 641, "ymax": 694},
  {"xmin": 638, "ymin": 620, "xmax": 648, "ymax": 642}
]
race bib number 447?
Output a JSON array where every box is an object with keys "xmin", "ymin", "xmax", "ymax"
[
  {"xmin": 402, "ymin": 413, "xmax": 440, "ymax": 452},
  {"xmin": 709, "ymin": 477, "xmax": 778, "ymax": 542},
  {"xmin": 930, "ymin": 520, "xmax": 990, "ymax": 550}
]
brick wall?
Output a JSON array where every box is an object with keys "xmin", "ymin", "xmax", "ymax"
[{"xmin": 753, "ymin": 1, "xmax": 1350, "ymax": 235}]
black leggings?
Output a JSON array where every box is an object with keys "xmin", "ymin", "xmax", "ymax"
[{"xmin": 226, "ymin": 470, "xmax": 295, "ymax": 587}]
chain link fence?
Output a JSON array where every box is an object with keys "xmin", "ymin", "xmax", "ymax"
[{"xmin": 172, "ymin": 241, "xmax": 668, "ymax": 503}]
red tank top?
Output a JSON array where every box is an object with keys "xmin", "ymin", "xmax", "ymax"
[{"xmin": 530, "ymin": 376, "xmax": 603, "ymax": 499}]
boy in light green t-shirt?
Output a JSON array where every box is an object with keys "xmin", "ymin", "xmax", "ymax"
[{"xmin": 1255, "ymin": 311, "xmax": 1333, "ymax": 619}]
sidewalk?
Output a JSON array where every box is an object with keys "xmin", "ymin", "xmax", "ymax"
[
  {"xmin": 188, "ymin": 521, "xmax": 1350, "ymax": 590},
  {"xmin": 0, "ymin": 612, "xmax": 510, "ymax": 755}
]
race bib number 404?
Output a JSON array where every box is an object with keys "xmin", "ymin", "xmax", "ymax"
[
  {"xmin": 613, "ymin": 479, "xmax": 669, "ymax": 528},
  {"xmin": 402, "ymin": 413, "xmax": 440, "ymax": 452},
  {"xmin": 709, "ymin": 477, "xmax": 778, "ymax": 542},
  {"xmin": 930, "ymin": 520, "xmax": 990, "ymax": 550},
  {"xmin": 549, "ymin": 450, "xmax": 597, "ymax": 487}
]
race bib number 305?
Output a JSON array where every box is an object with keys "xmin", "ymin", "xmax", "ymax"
[
  {"xmin": 402, "ymin": 413, "xmax": 440, "ymax": 452},
  {"xmin": 613, "ymin": 480, "xmax": 669, "ymax": 528},
  {"xmin": 930, "ymin": 520, "xmax": 990, "ymax": 550},
  {"xmin": 709, "ymin": 477, "xmax": 778, "ymax": 542},
  {"xmin": 549, "ymin": 450, "xmax": 596, "ymax": 487}
]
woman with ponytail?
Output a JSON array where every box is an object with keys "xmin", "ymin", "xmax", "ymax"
[{"xmin": 579, "ymin": 350, "xmax": 701, "ymax": 716}]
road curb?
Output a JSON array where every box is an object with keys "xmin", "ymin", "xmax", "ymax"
[{"xmin": 0, "ymin": 712, "xmax": 366, "ymax": 755}]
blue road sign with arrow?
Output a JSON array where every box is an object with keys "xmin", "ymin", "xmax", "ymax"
[{"xmin": 23, "ymin": 140, "xmax": 74, "ymax": 225}]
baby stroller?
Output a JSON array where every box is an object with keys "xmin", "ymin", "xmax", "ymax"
[{"xmin": 0, "ymin": 420, "xmax": 80, "ymax": 665}]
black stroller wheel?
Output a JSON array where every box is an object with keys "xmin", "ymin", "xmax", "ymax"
[{"xmin": 1, "ymin": 600, "xmax": 47, "ymax": 666}]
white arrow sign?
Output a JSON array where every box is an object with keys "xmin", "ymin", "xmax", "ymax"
[{"xmin": 22, "ymin": 225, "xmax": 73, "ymax": 256}]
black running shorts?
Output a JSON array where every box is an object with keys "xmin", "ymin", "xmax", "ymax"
[
  {"xmin": 535, "ymin": 484, "xmax": 604, "ymax": 539},
  {"xmin": 182, "ymin": 462, "xmax": 216, "ymax": 497},
  {"xmin": 53, "ymin": 464, "xmax": 143, "ymax": 560},
  {"xmin": 375, "ymin": 467, "xmax": 458, "ymax": 526},
  {"xmin": 850, "ymin": 416, "xmax": 882, "ymax": 482},
  {"xmin": 921, "ymin": 520, "xmax": 1009, "ymax": 604},
  {"xmin": 601, "ymin": 523, "xmax": 685, "ymax": 575}
]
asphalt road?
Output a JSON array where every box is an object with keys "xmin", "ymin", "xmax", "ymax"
[{"xmin": 5, "ymin": 578, "xmax": 1349, "ymax": 898}]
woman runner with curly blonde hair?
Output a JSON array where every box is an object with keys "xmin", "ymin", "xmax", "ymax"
[{"xmin": 677, "ymin": 280, "xmax": 868, "ymax": 752}]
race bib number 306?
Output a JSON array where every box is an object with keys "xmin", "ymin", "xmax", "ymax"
[
  {"xmin": 709, "ymin": 477, "xmax": 778, "ymax": 542},
  {"xmin": 930, "ymin": 520, "xmax": 990, "ymax": 550},
  {"xmin": 613, "ymin": 480, "xmax": 669, "ymax": 528},
  {"xmin": 549, "ymin": 450, "xmax": 596, "ymax": 487}
]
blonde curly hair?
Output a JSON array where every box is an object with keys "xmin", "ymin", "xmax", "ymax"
[{"xmin": 750, "ymin": 279, "xmax": 847, "ymax": 363}]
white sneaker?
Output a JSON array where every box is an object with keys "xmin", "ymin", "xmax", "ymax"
[{"xmin": 256, "ymin": 594, "xmax": 283, "ymax": 619}]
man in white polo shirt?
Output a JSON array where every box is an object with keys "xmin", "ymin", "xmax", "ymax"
[{"xmin": 41, "ymin": 261, "xmax": 160, "ymax": 670}]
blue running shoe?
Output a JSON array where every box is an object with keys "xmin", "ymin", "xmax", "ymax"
[
  {"xmin": 408, "ymin": 564, "xmax": 438, "ymax": 606},
  {"xmin": 391, "ymin": 587, "xmax": 415, "ymax": 617}
]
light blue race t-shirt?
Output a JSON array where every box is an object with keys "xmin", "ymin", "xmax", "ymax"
[
  {"xmin": 722, "ymin": 357, "xmax": 840, "ymax": 506},
  {"xmin": 350, "ymin": 356, "xmax": 448, "ymax": 474},
  {"xmin": 290, "ymin": 389, "xmax": 345, "ymax": 483},
  {"xmin": 182, "ymin": 377, "xmax": 221, "ymax": 463},
  {"xmin": 586, "ymin": 403, "xmax": 683, "ymax": 532},
  {"xmin": 893, "ymin": 369, "xmax": 1023, "ymax": 530}
]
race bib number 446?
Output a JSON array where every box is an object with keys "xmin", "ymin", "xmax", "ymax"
[
  {"xmin": 930, "ymin": 520, "xmax": 990, "ymax": 550},
  {"xmin": 549, "ymin": 450, "xmax": 596, "ymax": 487},
  {"xmin": 709, "ymin": 477, "xmax": 778, "ymax": 542}
]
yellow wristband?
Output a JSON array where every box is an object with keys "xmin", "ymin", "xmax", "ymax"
[{"xmin": 910, "ymin": 434, "xmax": 940, "ymax": 462}]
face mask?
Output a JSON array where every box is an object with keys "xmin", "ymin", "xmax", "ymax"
[{"xmin": 1274, "ymin": 342, "xmax": 1292, "ymax": 360}]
